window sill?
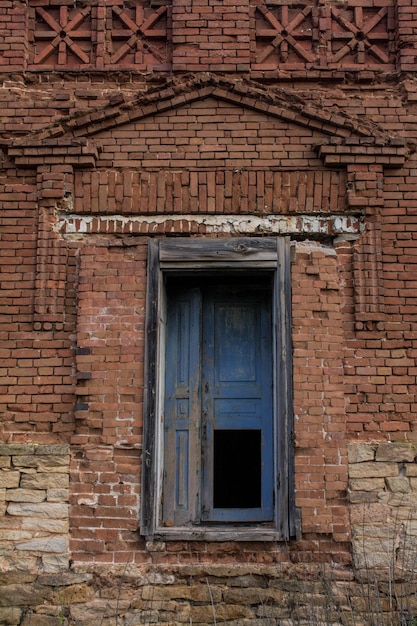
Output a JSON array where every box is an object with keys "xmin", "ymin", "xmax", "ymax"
[{"xmin": 144, "ymin": 527, "xmax": 285, "ymax": 542}]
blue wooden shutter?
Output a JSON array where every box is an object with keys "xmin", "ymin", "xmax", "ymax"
[
  {"xmin": 201, "ymin": 284, "xmax": 273, "ymax": 523},
  {"xmin": 163, "ymin": 287, "xmax": 201, "ymax": 527}
]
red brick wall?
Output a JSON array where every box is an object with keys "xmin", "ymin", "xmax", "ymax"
[{"xmin": 1, "ymin": 0, "xmax": 417, "ymax": 578}]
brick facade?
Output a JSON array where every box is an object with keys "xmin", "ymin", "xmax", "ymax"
[{"xmin": 1, "ymin": 0, "xmax": 417, "ymax": 623}]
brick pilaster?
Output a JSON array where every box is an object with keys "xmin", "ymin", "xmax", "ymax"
[
  {"xmin": 396, "ymin": 0, "xmax": 417, "ymax": 72},
  {"xmin": 0, "ymin": 1, "xmax": 28, "ymax": 71},
  {"xmin": 34, "ymin": 165, "xmax": 74, "ymax": 331},
  {"xmin": 316, "ymin": 137, "xmax": 409, "ymax": 329},
  {"xmin": 347, "ymin": 165, "xmax": 385, "ymax": 328}
]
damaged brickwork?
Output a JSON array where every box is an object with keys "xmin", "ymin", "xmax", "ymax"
[{"xmin": 1, "ymin": 0, "xmax": 417, "ymax": 623}]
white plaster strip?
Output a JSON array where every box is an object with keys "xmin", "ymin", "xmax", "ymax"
[{"xmin": 57, "ymin": 213, "xmax": 363, "ymax": 237}]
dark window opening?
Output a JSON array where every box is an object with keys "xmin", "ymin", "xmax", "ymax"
[{"xmin": 213, "ymin": 429, "xmax": 261, "ymax": 509}]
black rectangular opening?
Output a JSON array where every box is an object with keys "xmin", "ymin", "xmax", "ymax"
[{"xmin": 213, "ymin": 429, "xmax": 261, "ymax": 509}]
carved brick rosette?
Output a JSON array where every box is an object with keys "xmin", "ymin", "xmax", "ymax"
[
  {"xmin": 327, "ymin": 4, "xmax": 396, "ymax": 69},
  {"xmin": 252, "ymin": 3, "xmax": 317, "ymax": 71},
  {"xmin": 29, "ymin": 3, "xmax": 97, "ymax": 68},
  {"xmin": 28, "ymin": 0, "xmax": 170, "ymax": 71},
  {"xmin": 251, "ymin": 1, "xmax": 395, "ymax": 73},
  {"xmin": 105, "ymin": 3, "xmax": 170, "ymax": 70}
]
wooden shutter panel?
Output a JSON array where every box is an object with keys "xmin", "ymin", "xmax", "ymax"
[
  {"xmin": 201, "ymin": 284, "xmax": 274, "ymax": 522},
  {"xmin": 163, "ymin": 287, "xmax": 201, "ymax": 526}
]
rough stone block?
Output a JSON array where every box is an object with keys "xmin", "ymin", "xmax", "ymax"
[
  {"xmin": 7, "ymin": 503, "xmax": 68, "ymax": 519},
  {"xmin": 349, "ymin": 478, "xmax": 385, "ymax": 491},
  {"xmin": 13, "ymin": 455, "xmax": 69, "ymax": 471},
  {"xmin": 35, "ymin": 445, "xmax": 70, "ymax": 456},
  {"xmin": 16, "ymin": 536, "xmax": 68, "ymax": 553},
  {"xmin": 53, "ymin": 582, "xmax": 95, "ymax": 605},
  {"xmin": 70, "ymin": 599, "xmax": 132, "ymax": 623},
  {"xmin": 0, "ymin": 529, "xmax": 32, "ymax": 542},
  {"xmin": 0, "ymin": 607, "xmax": 22, "ymax": 625},
  {"xmin": 17, "ymin": 615, "xmax": 59, "ymax": 626},
  {"xmin": 388, "ymin": 493, "xmax": 417, "ymax": 507},
  {"xmin": 405, "ymin": 463, "xmax": 417, "ymax": 477},
  {"xmin": 375, "ymin": 443, "xmax": 417, "ymax": 462},
  {"xmin": 385, "ymin": 477, "xmax": 410, "ymax": 493},
  {"xmin": 0, "ymin": 582, "xmax": 52, "ymax": 607},
  {"xmin": 223, "ymin": 586, "xmax": 284, "ymax": 604},
  {"xmin": 347, "ymin": 443, "xmax": 377, "ymax": 464},
  {"xmin": 0, "ymin": 472, "xmax": 20, "ymax": 489},
  {"xmin": 46, "ymin": 489, "xmax": 69, "ymax": 503},
  {"xmin": 41, "ymin": 554, "xmax": 69, "ymax": 574},
  {"xmin": 349, "ymin": 462, "xmax": 399, "ymax": 479},
  {"xmin": 20, "ymin": 474, "xmax": 69, "ymax": 490},
  {"xmin": 0, "ymin": 445, "xmax": 35, "ymax": 456},
  {"xmin": 22, "ymin": 519, "xmax": 68, "ymax": 533},
  {"xmin": 352, "ymin": 536, "xmax": 396, "ymax": 570},
  {"xmin": 350, "ymin": 503, "xmax": 390, "ymax": 524},
  {"xmin": 6, "ymin": 489, "xmax": 46, "ymax": 503},
  {"xmin": 142, "ymin": 584, "xmax": 221, "ymax": 603}
]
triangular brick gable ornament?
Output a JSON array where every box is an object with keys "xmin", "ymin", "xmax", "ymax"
[
  {"xmin": 10, "ymin": 75, "xmax": 381, "ymax": 149},
  {"xmin": 4, "ymin": 75, "xmax": 412, "ymax": 331}
]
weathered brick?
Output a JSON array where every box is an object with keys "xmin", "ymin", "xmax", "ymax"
[{"xmin": 0, "ymin": 2, "xmax": 417, "ymax": 623}]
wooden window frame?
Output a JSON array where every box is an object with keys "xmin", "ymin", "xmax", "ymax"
[{"xmin": 141, "ymin": 237, "xmax": 295, "ymax": 541}]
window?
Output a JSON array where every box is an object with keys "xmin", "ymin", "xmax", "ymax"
[{"xmin": 141, "ymin": 238, "xmax": 295, "ymax": 541}]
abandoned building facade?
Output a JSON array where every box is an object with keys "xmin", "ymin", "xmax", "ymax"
[{"xmin": 1, "ymin": 0, "xmax": 417, "ymax": 623}]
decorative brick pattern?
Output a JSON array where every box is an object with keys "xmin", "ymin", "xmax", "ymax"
[
  {"xmin": 21, "ymin": 0, "xmax": 401, "ymax": 73},
  {"xmin": 29, "ymin": 0, "xmax": 170, "ymax": 71},
  {"xmin": 252, "ymin": 1, "xmax": 395, "ymax": 72},
  {"xmin": 70, "ymin": 169, "xmax": 346, "ymax": 216},
  {"xmin": 327, "ymin": 4, "xmax": 395, "ymax": 68},
  {"xmin": 252, "ymin": 3, "xmax": 318, "ymax": 71},
  {"xmin": 30, "ymin": 3, "xmax": 96, "ymax": 68},
  {"xmin": 105, "ymin": 4, "xmax": 170, "ymax": 70},
  {"xmin": 396, "ymin": 0, "xmax": 417, "ymax": 72},
  {"xmin": 33, "ymin": 166, "xmax": 76, "ymax": 330}
]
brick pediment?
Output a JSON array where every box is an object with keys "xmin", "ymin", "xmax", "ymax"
[
  {"xmin": 8, "ymin": 75, "xmax": 389, "ymax": 167},
  {"xmin": 8, "ymin": 76, "xmax": 408, "ymax": 336}
]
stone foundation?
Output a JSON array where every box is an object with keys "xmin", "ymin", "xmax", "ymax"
[
  {"xmin": 1, "ymin": 443, "xmax": 417, "ymax": 624},
  {"xmin": 348, "ymin": 442, "xmax": 417, "ymax": 576},
  {"xmin": 0, "ymin": 444, "xmax": 69, "ymax": 576},
  {"xmin": 2, "ymin": 562, "xmax": 417, "ymax": 625}
]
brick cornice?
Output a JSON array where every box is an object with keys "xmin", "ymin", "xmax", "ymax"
[
  {"xmin": 315, "ymin": 136, "xmax": 411, "ymax": 168},
  {"xmin": 7, "ymin": 138, "xmax": 98, "ymax": 169}
]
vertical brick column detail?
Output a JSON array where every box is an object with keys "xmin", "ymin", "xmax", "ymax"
[
  {"xmin": 316, "ymin": 139, "xmax": 408, "ymax": 330},
  {"xmin": 347, "ymin": 165, "xmax": 385, "ymax": 328},
  {"xmin": 171, "ymin": 0, "xmax": 250, "ymax": 72},
  {"xmin": 0, "ymin": 1, "xmax": 28, "ymax": 71},
  {"xmin": 34, "ymin": 166, "xmax": 74, "ymax": 331},
  {"xmin": 396, "ymin": 0, "xmax": 417, "ymax": 72}
]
